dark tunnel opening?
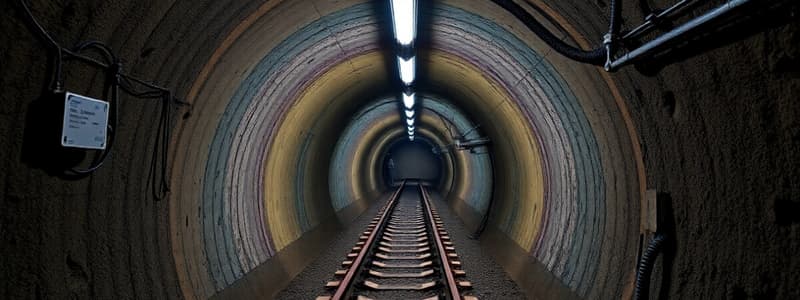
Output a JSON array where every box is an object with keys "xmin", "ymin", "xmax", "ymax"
[{"xmin": 380, "ymin": 136, "xmax": 444, "ymax": 186}]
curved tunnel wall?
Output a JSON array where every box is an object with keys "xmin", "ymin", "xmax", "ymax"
[
  {"xmin": 416, "ymin": 4, "xmax": 640, "ymax": 296},
  {"xmin": 3, "ymin": 0, "xmax": 797, "ymax": 299},
  {"xmin": 329, "ymin": 97, "xmax": 399, "ymax": 213},
  {"xmin": 420, "ymin": 96, "xmax": 493, "ymax": 215},
  {"xmin": 173, "ymin": 1, "xmax": 642, "ymax": 297},
  {"xmin": 171, "ymin": 2, "xmax": 391, "ymax": 297},
  {"xmin": 329, "ymin": 94, "xmax": 494, "ymax": 221},
  {"xmin": 209, "ymin": 1, "xmax": 642, "ymax": 297}
]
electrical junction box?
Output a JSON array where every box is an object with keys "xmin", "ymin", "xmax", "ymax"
[{"xmin": 61, "ymin": 92, "xmax": 109, "ymax": 150}]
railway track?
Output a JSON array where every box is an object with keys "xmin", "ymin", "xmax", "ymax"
[{"xmin": 318, "ymin": 181, "xmax": 476, "ymax": 300}]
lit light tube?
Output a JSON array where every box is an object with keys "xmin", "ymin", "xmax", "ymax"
[
  {"xmin": 398, "ymin": 56, "xmax": 415, "ymax": 85},
  {"xmin": 402, "ymin": 92, "xmax": 415, "ymax": 109},
  {"xmin": 390, "ymin": 0, "xmax": 417, "ymax": 45}
]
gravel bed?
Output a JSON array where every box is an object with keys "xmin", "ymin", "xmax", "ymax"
[
  {"xmin": 276, "ymin": 188, "xmax": 524, "ymax": 299},
  {"xmin": 427, "ymin": 192, "xmax": 525, "ymax": 299},
  {"xmin": 275, "ymin": 192, "xmax": 391, "ymax": 299}
]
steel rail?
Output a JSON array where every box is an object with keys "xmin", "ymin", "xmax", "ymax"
[
  {"xmin": 331, "ymin": 180, "xmax": 407, "ymax": 300},
  {"xmin": 420, "ymin": 185, "xmax": 462, "ymax": 300}
]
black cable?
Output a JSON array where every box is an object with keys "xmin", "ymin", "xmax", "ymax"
[
  {"xmin": 18, "ymin": 0, "xmax": 63, "ymax": 91},
  {"xmin": 18, "ymin": 0, "xmax": 181, "ymax": 200},
  {"xmin": 72, "ymin": 40, "xmax": 118, "ymax": 65},
  {"xmin": 146, "ymin": 92, "xmax": 172, "ymax": 201},
  {"xmin": 490, "ymin": 0, "xmax": 615, "ymax": 66},
  {"xmin": 608, "ymin": 0, "xmax": 623, "ymax": 40},
  {"xmin": 120, "ymin": 77, "xmax": 165, "ymax": 98},
  {"xmin": 634, "ymin": 233, "xmax": 668, "ymax": 300}
]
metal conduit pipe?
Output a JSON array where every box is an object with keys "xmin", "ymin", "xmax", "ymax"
[
  {"xmin": 623, "ymin": 0, "xmax": 696, "ymax": 41},
  {"xmin": 608, "ymin": 0, "xmax": 753, "ymax": 70},
  {"xmin": 634, "ymin": 233, "xmax": 668, "ymax": 300},
  {"xmin": 490, "ymin": 0, "xmax": 619, "ymax": 66}
]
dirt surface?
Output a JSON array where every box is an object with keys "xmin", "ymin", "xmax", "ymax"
[
  {"xmin": 276, "ymin": 193, "xmax": 390, "ymax": 299},
  {"xmin": 428, "ymin": 192, "xmax": 526, "ymax": 299}
]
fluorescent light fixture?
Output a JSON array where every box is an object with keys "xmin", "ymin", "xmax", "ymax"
[
  {"xmin": 398, "ymin": 56, "xmax": 415, "ymax": 85},
  {"xmin": 408, "ymin": 128, "xmax": 414, "ymax": 133},
  {"xmin": 390, "ymin": 0, "xmax": 416, "ymax": 45},
  {"xmin": 402, "ymin": 92, "xmax": 415, "ymax": 109},
  {"xmin": 409, "ymin": 136, "xmax": 415, "ymax": 141},
  {"xmin": 406, "ymin": 118, "xmax": 414, "ymax": 126},
  {"xmin": 404, "ymin": 109, "xmax": 415, "ymax": 118},
  {"xmin": 407, "ymin": 125, "xmax": 415, "ymax": 131}
]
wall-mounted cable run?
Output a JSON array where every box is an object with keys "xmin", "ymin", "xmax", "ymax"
[
  {"xmin": 493, "ymin": 0, "xmax": 794, "ymax": 71},
  {"xmin": 17, "ymin": 0, "xmax": 187, "ymax": 201},
  {"xmin": 490, "ymin": 0, "xmax": 612, "ymax": 66}
]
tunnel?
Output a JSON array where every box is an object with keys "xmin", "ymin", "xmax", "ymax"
[{"xmin": 1, "ymin": 0, "xmax": 798, "ymax": 299}]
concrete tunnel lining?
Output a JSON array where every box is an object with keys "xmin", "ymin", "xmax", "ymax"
[
  {"xmin": 329, "ymin": 94, "xmax": 493, "ymax": 217},
  {"xmin": 7, "ymin": 0, "xmax": 796, "ymax": 299},
  {"xmin": 168, "ymin": 0, "xmax": 642, "ymax": 298}
]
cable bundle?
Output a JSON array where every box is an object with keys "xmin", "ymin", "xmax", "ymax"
[{"xmin": 18, "ymin": 0, "xmax": 186, "ymax": 201}]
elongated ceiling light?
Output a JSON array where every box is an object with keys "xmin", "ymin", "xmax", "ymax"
[
  {"xmin": 390, "ymin": 0, "xmax": 417, "ymax": 46},
  {"xmin": 402, "ymin": 92, "xmax": 415, "ymax": 109},
  {"xmin": 390, "ymin": 0, "xmax": 419, "ymax": 142},
  {"xmin": 398, "ymin": 56, "xmax": 415, "ymax": 85}
]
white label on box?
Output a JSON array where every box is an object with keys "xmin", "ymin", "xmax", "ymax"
[{"xmin": 61, "ymin": 92, "xmax": 109, "ymax": 150}]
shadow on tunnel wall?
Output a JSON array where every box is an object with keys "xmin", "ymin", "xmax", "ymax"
[{"xmin": 21, "ymin": 93, "xmax": 86, "ymax": 177}]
